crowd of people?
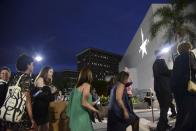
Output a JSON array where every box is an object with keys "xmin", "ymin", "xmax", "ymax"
[
  {"xmin": 0, "ymin": 51, "xmax": 142, "ymax": 131},
  {"xmin": 0, "ymin": 55, "xmax": 59, "ymax": 131},
  {"xmin": 153, "ymin": 41, "xmax": 196, "ymax": 131},
  {"xmin": 0, "ymin": 41, "xmax": 196, "ymax": 131},
  {"xmin": 66, "ymin": 68, "xmax": 139, "ymax": 131}
]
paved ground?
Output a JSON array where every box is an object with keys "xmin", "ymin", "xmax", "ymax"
[
  {"xmin": 93, "ymin": 109, "xmax": 176, "ymax": 131},
  {"xmin": 93, "ymin": 119, "xmax": 107, "ymax": 131}
]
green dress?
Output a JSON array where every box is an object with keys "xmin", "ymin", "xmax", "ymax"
[{"xmin": 66, "ymin": 88, "xmax": 93, "ymax": 131}]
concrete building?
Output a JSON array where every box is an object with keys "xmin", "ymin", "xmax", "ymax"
[
  {"xmin": 119, "ymin": 4, "xmax": 173, "ymax": 94},
  {"xmin": 63, "ymin": 70, "xmax": 78, "ymax": 85},
  {"xmin": 76, "ymin": 48, "xmax": 122, "ymax": 81},
  {"xmin": 63, "ymin": 70, "xmax": 78, "ymax": 92},
  {"xmin": 119, "ymin": 3, "xmax": 196, "ymax": 96}
]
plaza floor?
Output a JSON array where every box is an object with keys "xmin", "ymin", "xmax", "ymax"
[{"xmin": 93, "ymin": 109, "xmax": 176, "ymax": 131}]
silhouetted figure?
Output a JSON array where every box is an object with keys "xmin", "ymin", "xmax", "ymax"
[
  {"xmin": 153, "ymin": 50, "xmax": 172, "ymax": 131},
  {"xmin": 169, "ymin": 100, "xmax": 176, "ymax": 118},
  {"xmin": 171, "ymin": 42, "xmax": 196, "ymax": 131}
]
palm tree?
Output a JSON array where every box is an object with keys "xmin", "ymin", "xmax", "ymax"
[{"xmin": 150, "ymin": 0, "xmax": 196, "ymax": 45}]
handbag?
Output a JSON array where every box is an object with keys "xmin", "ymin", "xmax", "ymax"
[
  {"xmin": 0, "ymin": 74, "xmax": 27, "ymax": 122},
  {"xmin": 188, "ymin": 52, "xmax": 196, "ymax": 93}
]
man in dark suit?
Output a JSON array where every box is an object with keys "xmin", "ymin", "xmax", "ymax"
[
  {"xmin": 0, "ymin": 67, "xmax": 11, "ymax": 107},
  {"xmin": 0, "ymin": 67, "xmax": 11, "ymax": 131},
  {"xmin": 153, "ymin": 50, "xmax": 172, "ymax": 131}
]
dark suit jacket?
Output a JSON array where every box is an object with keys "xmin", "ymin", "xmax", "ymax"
[
  {"xmin": 153, "ymin": 59, "xmax": 171, "ymax": 95},
  {"xmin": 0, "ymin": 80, "xmax": 8, "ymax": 108}
]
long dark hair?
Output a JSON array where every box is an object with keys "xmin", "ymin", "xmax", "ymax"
[
  {"xmin": 76, "ymin": 67, "xmax": 93, "ymax": 88},
  {"xmin": 35, "ymin": 66, "xmax": 53, "ymax": 86}
]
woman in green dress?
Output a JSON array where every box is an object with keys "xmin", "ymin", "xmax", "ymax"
[{"xmin": 66, "ymin": 67, "xmax": 99, "ymax": 131}]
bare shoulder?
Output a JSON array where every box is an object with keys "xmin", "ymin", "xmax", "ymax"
[
  {"xmin": 81, "ymin": 83, "xmax": 91, "ymax": 92},
  {"xmin": 35, "ymin": 77, "xmax": 44, "ymax": 87},
  {"xmin": 37, "ymin": 77, "xmax": 44, "ymax": 83},
  {"xmin": 117, "ymin": 82, "xmax": 124, "ymax": 88}
]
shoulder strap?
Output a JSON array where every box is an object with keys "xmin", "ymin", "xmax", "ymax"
[
  {"xmin": 15, "ymin": 74, "xmax": 25, "ymax": 87},
  {"xmin": 189, "ymin": 52, "xmax": 192, "ymax": 80}
]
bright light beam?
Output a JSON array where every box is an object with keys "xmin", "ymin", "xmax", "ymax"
[
  {"xmin": 160, "ymin": 44, "xmax": 174, "ymax": 55},
  {"xmin": 34, "ymin": 55, "xmax": 43, "ymax": 62},
  {"xmin": 161, "ymin": 47, "xmax": 170, "ymax": 54}
]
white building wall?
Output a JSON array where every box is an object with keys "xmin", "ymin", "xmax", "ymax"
[{"xmin": 119, "ymin": 4, "xmax": 172, "ymax": 90}]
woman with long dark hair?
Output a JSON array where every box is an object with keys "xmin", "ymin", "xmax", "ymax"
[
  {"xmin": 66, "ymin": 67, "xmax": 99, "ymax": 131},
  {"xmin": 33, "ymin": 66, "xmax": 54, "ymax": 131},
  {"xmin": 107, "ymin": 71, "xmax": 139, "ymax": 131}
]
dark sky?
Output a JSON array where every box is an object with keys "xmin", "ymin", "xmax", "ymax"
[{"xmin": 0, "ymin": 0, "xmax": 167, "ymax": 72}]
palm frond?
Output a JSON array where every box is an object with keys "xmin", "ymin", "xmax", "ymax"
[
  {"xmin": 163, "ymin": 26, "xmax": 175, "ymax": 42},
  {"xmin": 184, "ymin": 27, "xmax": 196, "ymax": 40},
  {"xmin": 174, "ymin": 0, "xmax": 189, "ymax": 11},
  {"xmin": 153, "ymin": 6, "xmax": 174, "ymax": 19},
  {"xmin": 150, "ymin": 0, "xmax": 196, "ymax": 41},
  {"xmin": 150, "ymin": 20, "xmax": 171, "ymax": 39},
  {"xmin": 177, "ymin": 25, "xmax": 196, "ymax": 43},
  {"xmin": 183, "ymin": 13, "xmax": 196, "ymax": 26}
]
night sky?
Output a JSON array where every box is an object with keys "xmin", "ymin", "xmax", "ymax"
[{"xmin": 0, "ymin": 0, "xmax": 168, "ymax": 72}]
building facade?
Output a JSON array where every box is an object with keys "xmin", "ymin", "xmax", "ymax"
[
  {"xmin": 63, "ymin": 70, "xmax": 78, "ymax": 90},
  {"xmin": 119, "ymin": 4, "xmax": 172, "ymax": 93},
  {"xmin": 77, "ymin": 48, "xmax": 122, "ymax": 81},
  {"xmin": 119, "ymin": 3, "xmax": 196, "ymax": 94}
]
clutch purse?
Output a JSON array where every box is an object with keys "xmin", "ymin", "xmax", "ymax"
[
  {"xmin": 188, "ymin": 52, "xmax": 196, "ymax": 93},
  {"xmin": 188, "ymin": 80, "xmax": 196, "ymax": 93}
]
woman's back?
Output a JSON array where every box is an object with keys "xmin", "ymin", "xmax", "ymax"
[
  {"xmin": 67, "ymin": 87, "xmax": 93, "ymax": 131},
  {"xmin": 172, "ymin": 53, "xmax": 189, "ymax": 84},
  {"xmin": 171, "ymin": 52, "xmax": 196, "ymax": 92}
]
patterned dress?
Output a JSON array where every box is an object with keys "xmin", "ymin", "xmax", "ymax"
[{"xmin": 1, "ymin": 73, "xmax": 33, "ymax": 129}]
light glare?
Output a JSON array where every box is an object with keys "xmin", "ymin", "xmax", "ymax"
[{"xmin": 35, "ymin": 56, "xmax": 43, "ymax": 62}]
